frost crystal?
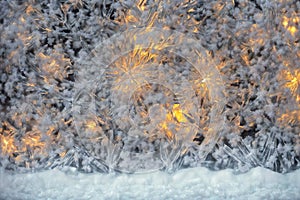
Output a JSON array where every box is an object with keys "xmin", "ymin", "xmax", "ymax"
[{"xmin": 0, "ymin": 0, "xmax": 299, "ymax": 174}]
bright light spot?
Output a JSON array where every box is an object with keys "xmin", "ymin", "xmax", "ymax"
[
  {"xmin": 86, "ymin": 120, "xmax": 97, "ymax": 131},
  {"xmin": 283, "ymin": 70, "xmax": 299, "ymax": 100},
  {"xmin": 172, "ymin": 104, "xmax": 187, "ymax": 123},
  {"xmin": 282, "ymin": 16, "xmax": 299, "ymax": 36}
]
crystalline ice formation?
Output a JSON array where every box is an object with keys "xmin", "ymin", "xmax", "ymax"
[
  {"xmin": 73, "ymin": 27, "xmax": 226, "ymax": 172},
  {"xmin": 0, "ymin": 0, "xmax": 299, "ymax": 173}
]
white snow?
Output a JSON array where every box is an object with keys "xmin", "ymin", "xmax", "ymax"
[{"xmin": 1, "ymin": 167, "xmax": 299, "ymax": 200}]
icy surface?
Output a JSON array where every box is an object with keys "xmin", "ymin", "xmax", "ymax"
[
  {"xmin": 0, "ymin": 0, "xmax": 299, "ymax": 176},
  {"xmin": 1, "ymin": 167, "xmax": 299, "ymax": 200}
]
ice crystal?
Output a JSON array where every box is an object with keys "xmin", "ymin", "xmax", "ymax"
[{"xmin": 0, "ymin": 0, "xmax": 299, "ymax": 174}]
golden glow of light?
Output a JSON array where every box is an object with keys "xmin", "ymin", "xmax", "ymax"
[
  {"xmin": 248, "ymin": 24, "xmax": 265, "ymax": 48},
  {"xmin": 26, "ymin": 83, "xmax": 36, "ymax": 87},
  {"xmin": 283, "ymin": 18, "xmax": 288, "ymax": 27},
  {"xmin": 43, "ymin": 27, "xmax": 52, "ymax": 33},
  {"xmin": 0, "ymin": 135, "xmax": 17, "ymax": 155},
  {"xmin": 25, "ymin": 5, "xmax": 36, "ymax": 15},
  {"xmin": 160, "ymin": 121, "xmax": 173, "ymax": 140},
  {"xmin": 63, "ymin": 118, "xmax": 73, "ymax": 126},
  {"xmin": 1, "ymin": 118, "xmax": 53, "ymax": 158},
  {"xmin": 20, "ymin": 16, "xmax": 25, "ymax": 23},
  {"xmin": 37, "ymin": 51, "xmax": 71, "ymax": 81},
  {"xmin": 241, "ymin": 54, "xmax": 250, "ymax": 66},
  {"xmin": 157, "ymin": 104, "xmax": 190, "ymax": 140},
  {"xmin": 86, "ymin": 120, "xmax": 97, "ymax": 131},
  {"xmin": 112, "ymin": 43, "xmax": 163, "ymax": 93},
  {"xmin": 22, "ymin": 131, "xmax": 45, "ymax": 150},
  {"xmin": 137, "ymin": 0, "xmax": 147, "ymax": 11},
  {"xmin": 282, "ymin": 16, "xmax": 299, "ymax": 36},
  {"xmin": 289, "ymin": 26, "xmax": 297, "ymax": 35},
  {"xmin": 119, "ymin": 0, "xmax": 160, "ymax": 27},
  {"xmin": 192, "ymin": 27, "xmax": 199, "ymax": 33},
  {"xmin": 282, "ymin": 69, "xmax": 300, "ymax": 102},
  {"xmin": 172, "ymin": 104, "xmax": 188, "ymax": 123},
  {"xmin": 60, "ymin": 151, "xmax": 66, "ymax": 158},
  {"xmin": 188, "ymin": 8, "xmax": 196, "ymax": 13},
  {"xmin": 145, "ymin": 12, "xmax": 158, "ymax": 28},
  {"xmin": 46, "ymin": 126, "xmax": 56, "ymax": 136},
  {"xmin": 114, "ymin": 46, "xmax": 158, "ymax": 72},
  {"xmin": 124, "ymin": 12, "xmax": 140, "ymax": 24},
  {"xmin": 278, "ymin": 111, "xmax": 300, "ymax": 126}
]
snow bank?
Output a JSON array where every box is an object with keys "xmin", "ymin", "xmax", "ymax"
[{"xmin": 1, "ymin": 167, "xmax": 299, "ymax": 200}]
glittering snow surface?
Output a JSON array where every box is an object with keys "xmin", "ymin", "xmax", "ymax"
[
  {"xmin": 1, "ymin": 0, "xmax": 299, "ymax": 175},
  {"xmin": 1, "ymin": 167, "xmax": 299, "ymax": 200}
]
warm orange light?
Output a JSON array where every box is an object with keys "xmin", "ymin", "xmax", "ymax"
[
  {"xmin": 283, "ymin": 70, "xmax": 300, "ymax": 102},
  {"xmin": 86, "ymin": 120, "xmax": 97, "ymax": 131},
  {"xmin": 37, "ymin": 50, "xmax": 71, "ymax": 82},
  {"xmin": 25, "ymin": 5, "xmax": 33, "ymax": 14},
  {"xmin": 278, "ymin": 111, "xmax": 300, "ymax": 126},
  {"xmin": 26, "ymin": 83, "xmax": 36, "ymax": 87},
  {"xmin": 282, "ymin": 16, "xmax": 299, "ymax": 36},
  {"xmin": 0, "ymin": 135, "xmax": 17, "ymax": 155},
  {"xmin": 160, "ymin": 121, "xmax": 173, "ymax": 139},
  {"xmin": 114, "ymin": 47, "xmax": 158, "ymax": 72},
  {"xmin": 289, "ymin": 26, "xmax": 297, "ymax": 35},
  {"xmin": 157, "ymin": 104, "xmax": 190, "ymax": 140},
  {"xmin": 21, "ymin": 130, "xmax": 45, "ymax": 152},
  {"xmin": 137, "ymin": 0, "xmax": 147, "ymax": 11},
  {"xmin": 111, "ymin": 45, "xmax": 161, "ymax": 93},
  {"xmin": 124, "ymin": 13, "xmax": 139, "ymax": 24},
  {"xmin": 20, "ymin": 16, "xmax": 25, "ymax": 23},
  {"xmin": 172, "ymin": 104, "xmax": 187, "ymax": 123},
  {"xmin": 283, "ymin": 17, "xmax": 289, "ymax": 27}
]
